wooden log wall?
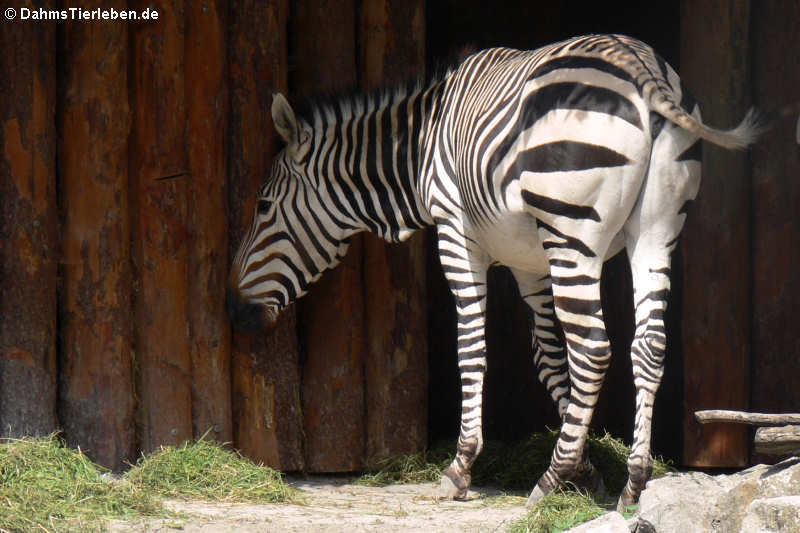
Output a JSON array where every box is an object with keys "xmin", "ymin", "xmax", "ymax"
[
  {"xmin": 0, "ymin": 0, "xmax": 59, "ymax": 440},
  {"xmin": 58, "ymin": 0, "xmax": 135, "ymax": 470},
  {"xmin": 749, "ymin": 0, "xmax": 800, "ymax": 463},
  {"xmin": 0, "ymin": 0, "xmax": 427, "ymax": 473},
  {"xmin": 680, "ymin": 0, "xmax": 752, "ymax": 468}
]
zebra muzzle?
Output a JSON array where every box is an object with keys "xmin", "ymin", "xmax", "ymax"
[{"xmin": 225, "ymin": 287, "xmax": 277, "ymax": 332}]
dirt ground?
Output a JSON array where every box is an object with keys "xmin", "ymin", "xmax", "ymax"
[{"xmin": 108, "ymin": 476, "xmax": 529, "ymax": 533}]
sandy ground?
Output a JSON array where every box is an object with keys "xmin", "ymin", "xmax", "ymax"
[{"xmin": 108, "ymin": 476, "xmax": 529, "ymax": 533}]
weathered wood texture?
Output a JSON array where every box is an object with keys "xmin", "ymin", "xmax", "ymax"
[
  {"xmin": 228, "ymin": 0, "xmax": 304, "ymax": 471},
  {"xmin": 754, "ymin": 426, "xmax": 800, "ymax": 456},
  {"xmin": 696, "ymin": 410, "xmax": 800, "ymax": 426},
  {"xmin": 361, "ymin": 0, "xmax": 429, "ymax": 461},
  {"xmin": 57, "ymin": 0, "xmax": 135, "ymax": 470},
  {"xmin": 679, "ymin": 0, "xmax": 751, "ymax": 468},
  {"xmin": 0, "ymin": 1, "xmax": 58, "ymax": 438},
  {"xmin": 749, "ymin": 0, "xmax": 800, "ymax": 461},
  {"xmin": 292, "ymin": 0, "xmax": 366, "ymax": 472},
  {"xmin": 185, "ymin": 0, "xmax": 232, "ymax": 444},
  {"xmin": 130, "ymin": 0, "xmax": 193, "ymax": 453}
]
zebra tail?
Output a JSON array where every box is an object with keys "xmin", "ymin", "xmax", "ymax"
[
  {"xmin": 651, "ymin": 96, "xmax": 767, "ymax": 150},
  {"xmin": 653, "ymin": 96, "xmax": 800, "ymax": 150}
]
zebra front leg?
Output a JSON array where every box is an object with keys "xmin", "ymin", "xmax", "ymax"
[
  {"xmin": 527, "ymin": 262, "xmax": 611, "ymax": 507},
  {"xmin": 511, "ymin": 269, "xmax": 605, "ymax": 498},
  {"xmin": 437, "ymin": 224, "xmax": 490, "ymax": 500}
]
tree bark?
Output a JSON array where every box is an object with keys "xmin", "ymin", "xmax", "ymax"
[
  {"xmin": 130, "ymin": 0, "xmax": 193, "ymax": 453},
  {"xmin": 57, "ymin": 0, "xmax": 135, "ymax": 470},
  {"xmin": 680, "ymin": 0, "xmax": 751, "ymax": 468},
  {"xmin": 185, "ymin": 0, "xmax": 233, "ymax": 444},
  {"xmin": 0, "ymin": 0, "xmax": 58, "ymax": 439}
]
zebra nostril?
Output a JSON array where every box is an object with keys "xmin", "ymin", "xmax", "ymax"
[{"xmin": 226, "ymin": 287, "xmax": 267, "ymax": 333}]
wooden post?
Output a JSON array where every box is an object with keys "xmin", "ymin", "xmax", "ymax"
[
  {"xmin": 679, "ymin": 0, "xmax": 751, "ymax": 467},
  {"xmin": 360, "ymin": 0, "xmax": 429, "ymax": 460},
  {"xmin": 293, "ymin": 0, "xmax": 366, "ymax": 472},
  {"xmin": 229, "ymin": 0, "xmax": 304, "ymax": 470},
  {"xmin": 0, "ymin": 1, "xmax": 58, "ymax": 438},
  {"xmin": 57, "ymin": 0, "xmax": 135, "ymax": 470},
  {"xmin": 749, "ymin": 0, "xmax": 800, "ymax": 462},
  {"xmin": 130, "ymin": 0, "xmax": 193, "ymax": 453},
  {"xmin": 185, "ymin": 0, "xmax": 233, "ymax": 443}
]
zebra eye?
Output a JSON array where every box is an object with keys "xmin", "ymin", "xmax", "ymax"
[{"xmin": 257, "ymin": 199, "xmax": 272, "ymax": 215}]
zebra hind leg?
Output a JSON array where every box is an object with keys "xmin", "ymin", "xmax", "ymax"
[
  {"xmin": 617, "ymin": 252, "xmax": 673, "ymax": 511},
  {"xmin": 512, "ymin": 268, "xmax": 605, "ymax": 498},
  {"xmin": 527, "ymin": 261, "xmax": 611, "ymax": 507}
]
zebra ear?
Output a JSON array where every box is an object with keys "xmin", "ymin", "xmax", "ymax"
[
  {"xmin": 272, "ymin": 93, "xmax": 311, "ymax": 161},
  {"xmin": 272, "ymin": 93, "xmax": 300, "ymax": 146}
]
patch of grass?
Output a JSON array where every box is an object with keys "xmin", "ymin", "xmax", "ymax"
[
  {"xmin": 354, "ymin": 448, "xmax": 451, "ymax": 486},
  {"xmin": 507, "ymin": 489, "xmax": 606, "ymax": 533},
  {"xmin": 354, "ymin": 430, "xmax": 671, "ymax": 496},
  {"xmin": 124, "ymin": 438, "xmax": 299, "ymax": 503},
  {"xmin": 0, "ymin": 433, "xmax": 299, "ymax": 533},
  {"xmin": 0, "ymin": 433, "xmax": 163, "ymax": 533}
]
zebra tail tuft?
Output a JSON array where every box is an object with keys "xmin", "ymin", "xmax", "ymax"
[{"xmin": 696, "ymin": 100, "xmax": 800, "ymax": 149}]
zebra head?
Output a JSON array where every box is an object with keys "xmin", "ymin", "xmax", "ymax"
[{"xmin": 227, "ymin": 93, "xmax": 356, "ymax": 331}]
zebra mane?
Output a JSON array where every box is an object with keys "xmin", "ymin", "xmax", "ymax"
[{"xmin": 294, "ymin": 73, "xmax": 443, "ymax": 129}]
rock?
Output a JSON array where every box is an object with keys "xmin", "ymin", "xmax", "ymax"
[
  {"xmin": 740, "ymin": 495, "xmax": 800, "ymax": 533},
  {"xmin": 564, "ymin": 511, "xmax": 629, "ymax": 532},
  {"xmin": 633, "ymin": 457, "xmax": 800, "ymax": 533}
]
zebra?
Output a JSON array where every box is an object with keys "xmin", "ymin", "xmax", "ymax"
[{"xmin": 227, "ymin": 33, "xmax": 763, "ymax": 509}]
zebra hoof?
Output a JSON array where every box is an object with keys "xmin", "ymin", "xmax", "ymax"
[
  {"xmin": 526, "ymin": 484, "xmax": 549, "ymax": 508},
  {"xmin": 439, "ymin": 466, "xmax": 469, "ymax": 500},
  {"xmin": 616, "ymin": 485, "xmax": 639, "ymax": 514}
]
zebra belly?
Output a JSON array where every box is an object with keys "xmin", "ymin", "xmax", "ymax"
[{"xmin": 477, "ymin": 213, "xmax": 550, "ymax": 274}]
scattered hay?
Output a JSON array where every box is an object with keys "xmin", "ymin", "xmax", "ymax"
[
  {"xmin": 0, "ymin": 433, "xmax": 163, "ymax": 533},
  {"xmin": 354, "ymin": 448, "xmax": 451, "ymax": 486},
  {"xmin": 507, "ymin": 489, "xmax": 606, "ymax": 533},
  {"xmin": 124, "ymin": 437, "xmax": 299, "ymax": 503},
  {"xmin": 0, "ymin": 433, "xmax": 297, "ymax": 533}
]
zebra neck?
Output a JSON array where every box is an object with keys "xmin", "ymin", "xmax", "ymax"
[{"xmin": 306, "ymin": 81, "xmax": 441, "ymax": 242}]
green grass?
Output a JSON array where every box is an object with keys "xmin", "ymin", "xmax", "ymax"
[
  {"xmin": 507, "ymin": 489, "xmax": 606, "ymax": 533},
  {"xmin": 354, "ymin": 447, "xmax": 451, "ymax": 486},
  {"xmin": 355, "ymin": 430, "xmax": 673, "ymax": 532},
  {"xmin": 0, "ymin": 433, "xmax": 163, "ymax": 533},
  {"xmin": 124, "ymin": 438, "xmax": 300, "ymax": 503},
  {"xmin": 0, "ymin": 433, "xmax": 297, "ymax": 533}
]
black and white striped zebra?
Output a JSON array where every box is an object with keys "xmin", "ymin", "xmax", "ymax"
[{"xmin": 227, "ymin": 34, "xmax": 762, "ymax": 509}]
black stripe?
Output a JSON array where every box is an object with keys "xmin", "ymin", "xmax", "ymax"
[
  {"xmin": 554, "ymin": 296, "xmax": 602, "ymax": 316},
  {"xmin": 650, "ymin": 112, "xmax": 666, "ymax": 140},
  {"xmin": 524, "ymin": 82, "xmax": 643, "ymax": 130},
  {"xmin": 521, "ymin": 190, "xmax": 601, "ymax": 221},
  {"xmin": 538, "ymin": 220, "xmax": 596, "ymax": 258},
  {"xmin": 530, "ymin": 56, "xmax": 637, "ymax": 87},
  {"xmin": 516, "ymin": 141, "xmax": 630, "ymax": 173},
  {"xmin": 551, "ymin": 274, "xmax": 598, "ymax": 287}
]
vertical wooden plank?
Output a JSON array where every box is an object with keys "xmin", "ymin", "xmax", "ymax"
[
  {"xmin": 293, "ymin": 0, "xmax": 365, "ymax": 472},
  {"xmin": 750, "ymin": 1, "xmax": 800, "ymax": 461},
  {"xmin": 185, "ymin": 0, "xmax": 232, "ymax": 443},
  {"xmin": 57, "ymin": 0, "xmax": 135, "ymax": 469},
  {"xmin": 360, "ymin": 0, "xmax": 428, "ymax": 460},
  {"xmin": 0, "ymin": 0, "xmax": 58, "ymax": 438},
  {"xmin": 130, "ymin": 0, "xmax": 193, "ymax": 453},
  {"xmin": 229, "ymin": 0, "xmax": 304, "ymax": 470},
  {"xmin": 680, "ymin": 0, "xmax": 750, "ymax": 467}
]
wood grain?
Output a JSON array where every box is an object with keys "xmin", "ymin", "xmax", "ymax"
[{"xmin": 57, "ymin": 0, "xmax": 135, "ymax": 470}]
